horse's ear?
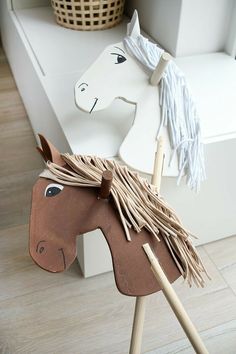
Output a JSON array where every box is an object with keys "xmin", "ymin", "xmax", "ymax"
[
  {"xmin": 127, "ymin": 10, "xmax": 140, "ymax": 38},
  {"xmin": 37, "ymin": 134, "xmax": 65, "ymax": 166},
  {"xmin": 36, "ymin": 146, "xmax": 47, "ymax": 162}
]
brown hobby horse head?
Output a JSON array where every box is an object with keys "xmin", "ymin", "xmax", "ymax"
[{"xmin": 30, "ymin": 135, "xmax": 180, "ymax": 297}]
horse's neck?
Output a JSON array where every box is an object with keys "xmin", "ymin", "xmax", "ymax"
[
  {"xmin": 135, "ymin": 85, "xmax": 161, "ymax": 138},
  {"xmin": 119, "ymin": 84, "xmax": 162, "ymax": 173},
  {"xmin": 95, "ymin": 196, "xmax": 180, "ymax": 296}
]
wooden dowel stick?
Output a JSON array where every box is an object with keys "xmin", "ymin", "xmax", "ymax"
[
  {"xmin": 143, "ymin": 243, "xmax": 209, "ymax": 354},
  {"xmin": 99, "ymin": 170, "xmax": 113, "ymax": 199},
  {"xmin": 152, "ymin": 136, "xmax": 164, "ymax": 190},
  {"xmin": 150, "ymin": 52, "xmax": 172, "ymax": 86},
  {"xmin": 129, "ymin": 137, "xmax": 165, "ymax": 354},
  {"xmin": 129, "ymin": 296, "xmax": 146, "ymax": 354}
]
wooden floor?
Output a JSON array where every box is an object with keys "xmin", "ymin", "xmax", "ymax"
[{"xmin": 1, "ymin": 45, "xmax": 236, "ymax": 354}]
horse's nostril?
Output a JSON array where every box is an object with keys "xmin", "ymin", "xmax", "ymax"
[
  {"xmin": 78, "ymin": 82, "xmax": 88, "ymax": 93},
  {"xmin": 36, "ymin": 240, "xmax": 46, "ymax": 254}
]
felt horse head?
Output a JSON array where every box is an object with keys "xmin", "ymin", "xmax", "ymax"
[
  {"xmin": 74, "ymin": 11, "xmax": 205, "ymax": 191},
  {"xmin": 30, "ymin": 135, "xmax": 206, "ymax": 297}
]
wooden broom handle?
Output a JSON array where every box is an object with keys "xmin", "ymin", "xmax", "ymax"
[
  {"xmin": 129, "ymin": 137, "xmax": 165, "ymax": 354},
  {"xmin": 142, "ymin": 137, "xmax": 208, "ymax": 354},
  {"xmin": 143, "ymin": 243, "xmax": 209, "ymax": 354}
]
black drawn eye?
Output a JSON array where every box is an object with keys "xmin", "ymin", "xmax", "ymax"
[
  {"xmin": 45, "ymin": 183, "xmax": 64, "ymax": 197},
  {"xmin": 39, "ymin": 246, "xmax": 45, "ymax": 254},
  {"xmin": 116, "ymin": 54, "xmax": 126, "ymax": 64},
  {"xmin": 111, "ymin": 53, "xmax": 127, "ymax": 64}
]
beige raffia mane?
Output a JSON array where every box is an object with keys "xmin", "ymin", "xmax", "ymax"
[{"xmin": 40, "ymin": 153, "xmax": 208, "ymax": 287}]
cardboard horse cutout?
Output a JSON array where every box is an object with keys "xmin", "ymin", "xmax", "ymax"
[
  {"xmin": 30, "ymin": 135, "xmax": 207, "ymax": 296},
  {"xmin": 30, "ymin": 135, "xmax": 209, "ymax": 353},
  {"xmin": 75, "ymin": 11, "xmax": 205, "ymax": 191}
]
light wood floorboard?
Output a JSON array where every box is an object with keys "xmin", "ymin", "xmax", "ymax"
[
  {"xmin": 1, "ymin": 45, "xmax": 236, "ymax": 354},
  {"xmin": 0, "ymin": 44, "xmax": 44, "ymax": 230},
  {"xmin": 145, "ymin": 320, "xmax": 236, "ymax": 354},
  {"xmin": 204, "ymin": 235, "xmax": 236, "ymax": 295}
]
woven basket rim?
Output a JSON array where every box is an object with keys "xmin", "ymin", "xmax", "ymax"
[{"xmin": 51, "ymin": 0, "xmax": 125, "ymax": 31}]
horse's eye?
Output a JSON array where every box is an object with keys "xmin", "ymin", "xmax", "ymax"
[
  {"xmin": 45, "ymin": 183, "xmax": 64, "ymax": 197},
  {"xmin": 111, "ymin": 53, "xmax": 127, "ymax": 64},
  {"xmin": 39, "ymin": 246, "xmax": 45, "ymax": 254},
  {"xmin": 116, "ymin": 54, "xmax": 126, "ymax": 64}
]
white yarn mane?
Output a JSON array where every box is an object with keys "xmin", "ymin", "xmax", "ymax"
[
  {"xmin": 40, "ymin": 153, "xmax": 208, "ymax": 287},
  {"xmin": 123, "ymin": 35, "xmax": 206, "ymax": 191}
]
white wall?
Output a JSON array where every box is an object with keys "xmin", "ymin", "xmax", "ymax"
[
  {"xmin": 177, "ymin": 0, "xmax": 234, "ymax": 56},
  {"xmin": 125, "ymin": 0, "xmax": 235, "ymax": 56},
  {"xmin": 12, "ymin": 0, "xmax": 50, "ymax": 10},
  {"xmin": 225, "ymin": 0, "xmax": 236, "ymax": 56},
  {"xmin": 125, "ymin": 0, "xmax": 182, "ymax": 55}
]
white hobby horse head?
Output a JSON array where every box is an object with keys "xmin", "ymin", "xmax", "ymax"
[{"xmin": 75, "ymin": 11, "xmax": 205, "ymax": 191}]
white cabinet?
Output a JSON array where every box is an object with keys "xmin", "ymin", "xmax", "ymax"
[{"xmin": 1, "ymin": 1, "xmax": 236, "ymax": 277}]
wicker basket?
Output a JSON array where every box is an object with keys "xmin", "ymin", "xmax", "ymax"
[{"xmin": 51, "ymin": 0, "xmax": 125, "ymax": 31}]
